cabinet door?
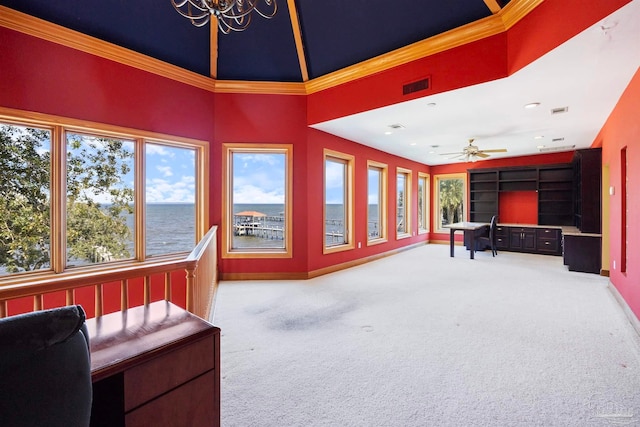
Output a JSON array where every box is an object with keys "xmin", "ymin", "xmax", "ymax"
[
  {"xmin": 509, "ymin": 228, "xmax": 536, "ymax": 252},
  {"xmin": 522, "ymin": 230, "xmax": 536, "ymax": 251},
  {"xmin": 509, "ymin": 229, "xmax": 524, "ymax": 250}
]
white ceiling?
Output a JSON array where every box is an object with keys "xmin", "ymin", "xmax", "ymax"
[{"xmin": 312, "ymin": 1, "xmax": 640, "ymax": 166}]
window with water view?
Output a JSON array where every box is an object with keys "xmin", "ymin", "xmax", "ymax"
[
  {"xmin": 367, "ymin": 161, "xmax": 387, "ymax": 244},
  {"xmin": 324, "ymin": 150, "xmax": 354, "ymax": 253},
  {"xmin": 0, "ymin": 115, "xmax": 207, "ymax": 277},
  {"xmin": 222, "ymin": 144, "xmax": 292, "ymax": 258}
]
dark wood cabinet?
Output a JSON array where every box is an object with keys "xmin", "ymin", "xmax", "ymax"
[
  {"xmin": 536, "ymin": 228, "xmax": 561, "ymax": 254},
  {"xmin": 495, "ymin": 225, "xmax": 509, "ymax": 250},
  {"xmin": 573, "ymin": 148, "xmax": 601, "ymax": 233},
  {"xmin": 508, "ymin": 227, "xmax": 536, "ymax": 252},
  {"xmin": 563, "ymin": 234, "xmax": 601, "ymax": 273},
  {"xmin": 88, "ymin": 302, "xmax": 220, "ymax": 427},
  {"xmin": 493, "ymin": 225, "xmax": 562, "ymax": 256}
]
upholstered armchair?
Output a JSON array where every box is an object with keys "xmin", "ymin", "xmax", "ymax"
[{"xmin": 0, "ymin": 305, "xmax": 92, "ymax": 427}]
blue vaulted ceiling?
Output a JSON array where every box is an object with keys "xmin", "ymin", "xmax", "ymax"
[{"xmin": 0, "ymin": 0, "xmax": 511, "ymax": 82}]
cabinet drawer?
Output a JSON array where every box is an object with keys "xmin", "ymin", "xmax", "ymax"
[
  {"xmin": 495, "ymin": 226, "xmax": 508, "ymax": 236},
  {"xmin": 126, "ymin": 370, "xmax": 215, "ymax": 427},
  {"xmin": 536, "ymin": 228, "xmax": 560, "ymax": 239},
  {"xmin": 495, "ymin": 235, "xmax": 509, "ymax": 249},
  {"xmin": 537, "ymin": 238, "xmax": 559, "ymax": 253},
  {"xmin": 124, "ymin": 335, "xmax": 215, "ymax": 411}
]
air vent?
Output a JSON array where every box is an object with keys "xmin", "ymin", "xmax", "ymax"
[
  {"xmin": 388, "ymin": 124, "xmax": 405, "ymax": 130},
  {"xmin": 551, "ymin": 106, "xmax": 569, "ymax": 115},
  {"xmin": 403, "ymin": 77, "xmax": 430, "ymax": 95},
  {"xmin": 551, "ymin": 137, "xmax": 565, "ymax": 142},
  {"xmin": 539, "ymin": 145, "xmax": 575, "ymax": 152}
]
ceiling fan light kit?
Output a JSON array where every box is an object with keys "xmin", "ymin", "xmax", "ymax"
[{"xmin": 439, "ymin": 139, "xmax": 507, "ymax": 162}]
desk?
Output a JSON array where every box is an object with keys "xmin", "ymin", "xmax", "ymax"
[
  {"xmin": 88, "ymin": 301, "xmax": 220, "ymax": 427},
  {"xmin": 444, "ymin": 222, "xmax": 489, "ymax": 259}
]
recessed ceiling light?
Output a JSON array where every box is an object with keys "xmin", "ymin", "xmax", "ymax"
[
  {"xmin": 534, "ymin": 135, "xmax": 544, "ymax": 140},
  {"xmin": 537, "ymin": 145, "xmax": 546, "ymax": 149},
  {"xmin": 384, "ymin": 131, "xmax": 393, "ymax": 135},
  {"xmin": 410, "ymin": 143, "xmax": 417, "ymax": 146},
  {"xmin": 428, "ymin": 151, "xmax": 435, "ymax": 154},
  {"xmin": 524, "ymin": 102, "xmax": 541, "ymax": 109}
]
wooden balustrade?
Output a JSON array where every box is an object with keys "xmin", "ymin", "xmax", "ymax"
[{"xmin": 0, "ymin": 226, "xmax": 218, "ymax": 321}]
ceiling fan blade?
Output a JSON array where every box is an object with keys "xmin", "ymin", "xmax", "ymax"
[
  {"xmin": 479, "ymin": 148, "xmax": 507, "ymax": 153},
  {"xmin": 475, "ymin": 152, "xmax": 490, "ymax": 158},
  {"xmin": 439, "ymin": 152, "xmax": 464, "ymax": 156}
]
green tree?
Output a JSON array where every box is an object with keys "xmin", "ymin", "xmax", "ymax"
[
  {"xmin": 0, "ymin": 126, "xmax": 51, "ymax": 272},
  {"xmin": 0, "ymin": 125, "xmax": 134, "ymax": 273},
  {"xmin": 439, "ymin": 178, "xmax": 463, "ymax": 227}
]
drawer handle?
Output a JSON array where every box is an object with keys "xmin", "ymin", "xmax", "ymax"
[{"xmin": 545, "ymin": 242, "xmax": 550, "ymax": 245}]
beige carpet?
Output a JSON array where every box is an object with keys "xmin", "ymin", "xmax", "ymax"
[{"xmin": 213, "ymin": 244, "xmax": 640, "ymax": 426}]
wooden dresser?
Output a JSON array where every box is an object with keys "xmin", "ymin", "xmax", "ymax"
[{"xmin": 87, "ymin": 301, "xmax": 220, "ymax": 427}]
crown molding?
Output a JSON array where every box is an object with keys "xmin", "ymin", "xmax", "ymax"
[
  {"xmin": 1, "ymin": 0, "xmax": 542, "ymax": 96},
  {"xmin": 500, "ymin": 0, "xmax": 545, "ymax": 30},
  {"xmin": 304, "ymin": 14, "xmax": 505, "ymax": 94},
  {"xmin": 0, "ymin": 6, "xmax": 217, "ymax": 93},
  {"xmin": 304, "ymin": 0, "xmax": 543, "ymax": 94},
  {"xmin": 214, "ymin": 80, "xmax": 307, "ymax": 95}
]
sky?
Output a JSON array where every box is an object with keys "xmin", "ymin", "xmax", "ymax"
[
  {"xmin": 145, "ymin": 143, "xmax": 195, "ymax": 203},
  {"xmin": 232, "ymin": 152, "xmax": 285, "ymax": 204}
]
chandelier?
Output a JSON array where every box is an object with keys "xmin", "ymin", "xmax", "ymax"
[{"xmin": 171, "ymin": 0, "xmax": 277, "ymax": 34}]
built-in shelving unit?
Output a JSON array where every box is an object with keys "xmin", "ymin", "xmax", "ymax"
[
  {"xmin": 469, "ymin": 170, "xmax": 498, "ymax": 223},
  {"xmin": 468, "ymin": 163, "xmax": 574, "ymax": 225},
  {"xmin": 537, "ymin": 165, "xmax": 574, "ymax": 225}
]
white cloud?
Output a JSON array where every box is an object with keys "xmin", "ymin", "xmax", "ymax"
[
  {"xmin": 233, "ymin": 184, "xmax": 284, "ymax": 204},
  {"xmin": 146, "ymin": 176, "xmax": 195, "ymax": 203},
  {"xmin": 146, "ymin": 144, "xmax": 174, "ymax": 157},
  {"xmin": 157, "ymin": 165, "xmax": 173, "ymax": 177}
]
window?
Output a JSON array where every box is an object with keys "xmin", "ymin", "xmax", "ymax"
[
  {"xmin": 434, "ymin": 173, "xmax": 466, "ymax": 233},
  {"xmin": 324, "ymin": 150, "xmax": 354, "ymax": 253},
  {"xmin": 367, "ymin": 161, "xmax": 387, "ymax": 244},
  {"xmin": 0, "ymin": 110, "xmax": 208, "ymax": 277},
  {"xmin": 222, "ymin": 144, "xmax": 293, "ymax": 258},
  {"xmin": 0, "ymin": 123, "xmax": 52, "ymax": 274},
  {"xmin": 145, "ymin": 143, "xmax": 198, "ymax": 257},
  {"xmin": 396, "ymin": 168, "xmax": 411, "ymax": 238},
  {"xmin": 418, "ymin": 172, "xmax": 430, "ymax": 234}
]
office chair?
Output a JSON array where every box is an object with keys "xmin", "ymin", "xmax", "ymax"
[
  {"xmin": 478, "ymin": 215, "xmax": 498, "ymax": 257},
  {"xmin": 0, "ymin": 305, "xmax": 92, "ymax": 427}
]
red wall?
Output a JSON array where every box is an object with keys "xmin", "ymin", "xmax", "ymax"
[
  {"xmin": 499, "ymin": 191, "xmax": 538, "ymax": 224},
  {"xmin": 212, "ymin": 92, "xmax": 310, "ymax": 275},
  {"xmin": 598, "ymin": 68, "xmax": 640, "ymax": 319},
  {"xmin": 305, "ymin": 129, "xmax": 430, "ymax": 273},
  {"xmin": 0, "ymin": 28, "xmax": 215, "ymax": 141}
]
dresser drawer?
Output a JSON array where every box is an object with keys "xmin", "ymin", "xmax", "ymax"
[
  {"xmin": 537, "ymin": 238, "xmax": 559, "ymax": 253},
  {"xmin": 126, "ymin": 370, "xmax": 216, "ymax": 427},
  {"xmin": 124, "ymin": 335, "xmax": 215, "ymax": 411}
]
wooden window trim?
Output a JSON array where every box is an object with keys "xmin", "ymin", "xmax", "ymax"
[
  {"xmin": 323, "ymin": 149, "xmax": 355, "ymax": 254},
  {"xmin": 221, "ymin": 143, "xmax": 293, "ymax": 259},
  {"xmin": 418, "ymin": 172, "xmax": 430, "ymax": 234},
  {"xmin": 0, "ymin": 106, "xmax": 209, "ymax": 279},
  {"xmin": 433, "ymin": 172, "xmax": 467, "ymax": 233},
  {"xmin": 396, "ymin": 167, "xmax": 412, "ymax": 240},
  {"xmin": 367, "ymin": 160, "xmax": 388, "ymax": 246}
]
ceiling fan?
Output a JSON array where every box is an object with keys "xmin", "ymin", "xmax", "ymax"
[{"xmin": 440, "ymin": 138, "xmax": 507, "ymax": 162}]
